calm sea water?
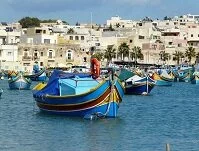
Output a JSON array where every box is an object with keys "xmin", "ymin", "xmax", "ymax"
[{"xmin": 0, "ymin": 80, "xmax": 199, "ymax": 151}]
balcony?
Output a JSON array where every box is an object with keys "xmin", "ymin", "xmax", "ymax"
[
  {"xmin": 66, "ymin": 59, "xmax": 74, "ymax": 62},
  {"xmin": 22, "ymin": 56, "xmax": 32, "ymax": 61},
  {"xmin": 48, "ymin": 56, "xmax": 55, "ymax": 61}
]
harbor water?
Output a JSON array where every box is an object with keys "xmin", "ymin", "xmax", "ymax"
[{"xmin": 0, "ymin": 80, "xmax": 199, "ymax": 151}]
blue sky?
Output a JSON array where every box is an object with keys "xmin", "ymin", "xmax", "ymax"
[{"xmin": 1, "ymin": 0, "xmax": 199, "ymax": 25}]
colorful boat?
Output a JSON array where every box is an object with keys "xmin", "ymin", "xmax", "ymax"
[
  {"xmin": 191, "ymin": 72, "xmax": 199, "ymax": 84},
  {"xmin": 24, "ymin": 68, "xmax": 47, "ymax": 81},
  {"xmin": 33, "ymin": 70, "xmax": 124, "ymax": 118},
  {"xmin": 8, "ymin": 74, "xmax": 32, "ymax": 90},
  {"xmin": 125, "ymin": 75, "xmax": 156, "ymax": 95},
  {"xmin": 177, "ymin": 69, "xmax": 191, "ymax": 82},
  {"xmin": 152, "ymin": 70, "xmax": 173, "ymax": 86}
]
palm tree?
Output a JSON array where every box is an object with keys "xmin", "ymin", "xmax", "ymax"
[
  {"xmin": 67, "ymin": 28, "xmax": 75, "ymax": 34},
  {"xmin": 159, "ymin": 51, "xmax": 169, "ymax": 64},
  {"xmin": 91, "ymin": 52, "xmax": 104, "ymax": 61},
  {"xmin": 104, "ymin": 45, "xmax": 116, "ymax": 65},
  {"xmin": 130, "ymin": 46, "xmax": 143, "ymax": 65},
  {"xmin": 173, "ymin": 51, "xmax": 184, "ymax": 65},
  {"xmin": 118, "ymin": 42, "xmax": 130, "ymax": 61},
  {"xmin": 185, "ymin": 47, "xmax": 196, "ymax": 63}
]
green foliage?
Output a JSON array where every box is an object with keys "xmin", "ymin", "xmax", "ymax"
[
  {"xmin": 62, "ymin": 21, "xmax": 69, "ymax": 24},
  {"xmin": 104, "ymin": 45, "xmax": 116, "ymax": 64},
  {"xmin": 173, "ymin": 51, "xmax": 184, "ymax": 65},
  {"xmin": 130, "ymin": 46, "xmax": 143, "ymax": 62},
  {"xmin": 40, "ymin": 19, "xmax": 57, "ymax": 23},
  {"xmin": 163, "ymin": 16, "xmax": 172, "ymax": 20},
  {"xmin": 67, "ymin": 28, "xmax": 75, "ymax": 34},
  {"xmin": 142, "ymin": 16, "xmax": 153, "ymax": 22},
  {"xmin": 118, "ymin": 43, "xmax": 130, "ymax": 60},
  {"xmin": 19, "ymin": 17, "xmax": 40, "ymax": 28},
  {"xmin": 185, "ymin": 47, "xmax": 196, "ymax": 63},
  {"xmin": 76, "ymin": 22, "xmax": 80, "ymax": 26},
  {"xmin": 109, "ymin": 24, "xmax": 115, "ymax": 31},
  {"xmin": 159, "ymin": 51, "xmax": 169, "ymax": 61},
  {"xmin": 92, "ymin": 52, "xmax": 104, "ymax": 61},
  {"xmin": 19, "ymin": 17, "xmax": 69, "ymax": 28}
]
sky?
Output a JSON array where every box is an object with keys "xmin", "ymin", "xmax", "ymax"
[{"xmin": 1, "ymin": 0, "xmax": 199, "ymax": 25}]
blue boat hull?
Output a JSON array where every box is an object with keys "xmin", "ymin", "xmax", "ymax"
[
  {"xmin": 37, "ymin": 101, "xmax": 119, "ymax": 117},
  {"xmin": 125, "ymin": 84, "xmax": 154, "ymax": 95},
  {"xmin": 8, "ymin": 76, "xmax": 31, "ymax": 90},
  {"xmin": 125, "ymin": 77, "xmax": 155, "ymax": 95},
  {"xmin": 33, "ymin": 71, "xmax": 124, "ymax": 118}
]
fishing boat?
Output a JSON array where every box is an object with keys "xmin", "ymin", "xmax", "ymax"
[
  {"xmin": 33, "ymin": 58, "xmax": 124, "ymax": 118},
  {"xmin": 125, "ymin": 75, "xmax": 156, "ymax": 95},
  {"xmin": 152, "ymin": 70, "xmax": 173, "ymax": 86},
  {"xmin": 177, "ymin": 69, "xmax": 192, "ymax": 82},
  {"xmin": 24, "ymin": 68, "xmax": 47, "ymax": 81},
  {"xmin": 8, "ymin": 74, "xmax": 32, "ymax": 90},
  {"xmin": 191, "ymin": 72, "xmax": 199, "ymax": 84}
]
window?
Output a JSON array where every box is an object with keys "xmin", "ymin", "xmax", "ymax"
[
  {"xmin": 40, "ymin": 52, "xmax": 44, "ymax": 56},
  {"xmin": 129, "ymin": 40, "xmax": 132, "ymax": 43},
  {"xmin": 169, "ymin": 42, "xmax": 172, "ymax": 45},
  {"xmin": 40, "ymin": 62, "xmax": 43, "ymax": 66},
  {"xmin": 81, "ymin": 36, "xmax": 84, "ymax": 40},
  {"xmin": 68, "ymin": 53, "xmax": 71, "ymax": 59},
  {"xmin": 95, "ymin": 43, "xmax": 100, "ymax": 46},
  {"xmin": 36, "ymin": 30, "xmax": 42, "ymax": 34},
  {"xmin": 191, "ymin": 34, "xmax": 193, "ymax": 37},
  {"xmin": 69, "ymin": 36, "xmax": 73, "ymax": 40},
  {"xmin": 139, "ymin": 35, "xmax": 144, "ymax": 39},
  {"xmin": 67, "ymin": 50, "xmax": 73, "ymax": 60},
  {"xmin": 48, "ymin": 50, "xmax": 53, "ymax": 58},
  {"xmin": 84, "ymin": 57, "xmax": 87, "ymax": 62},
  {"xmin": 44, "ymin": 39, "xmax": 50, "ymax": 44},
  {"xmin": 75, "ymin": 36, "xmax": 79, "ymax": 40}
]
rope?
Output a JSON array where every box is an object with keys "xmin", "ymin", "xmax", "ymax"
[{"xmin": 90, "ymin": 77, "xmax": 116, "ymax": 119}]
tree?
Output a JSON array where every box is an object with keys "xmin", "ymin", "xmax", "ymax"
[
  {"xmin": 109, "ymin": 24, "xmax": 115, "ymax": 31},
  {"xmin": 159, "ymin": 51, "xmax": 169, "ymax": 63},
  {"xmin": 104, "ymin": 45, "xmax": 116, "ymax": 65},
  {"xmin": 130, "ymin": 46, "xmax": 143, "ymax": 64},
  {"xmin": 67, "ymin": 28, "xmax": 75, "ymax": 34},
  {"xmin": 185, "ymin": 47, "xmax": 196, "ymax": 63},
  {"xmin": 92, "ymin": 52, "xmax": 104, "ymax": 61},
  {"xmin": 40, "ymin": 19, "xmax": 57, "ymax": 23},
  {"xmin": 173, "ymin": 51, "xmax": 184, "ymax": 65},
  {"xmin": 118, "ymin": 43, "xmax": 130, "ymax": 60},
  {"xmin": 142, "ymin": 16, "xmax": 153, "ymax": 22},
  {"xmin": 19, "ymin": 17, "xmax": 40, "ymax": 28},
  {"xmin": 163, "ymin": 16, "xmax": 172, "ymax": 21},
  {"xmin": 62, "ymin": 21, "xmax": 69, "ymax": 25},
  {"xmin": 76, "ymin": 22, "xmax": 80, "ymax": 26}
]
